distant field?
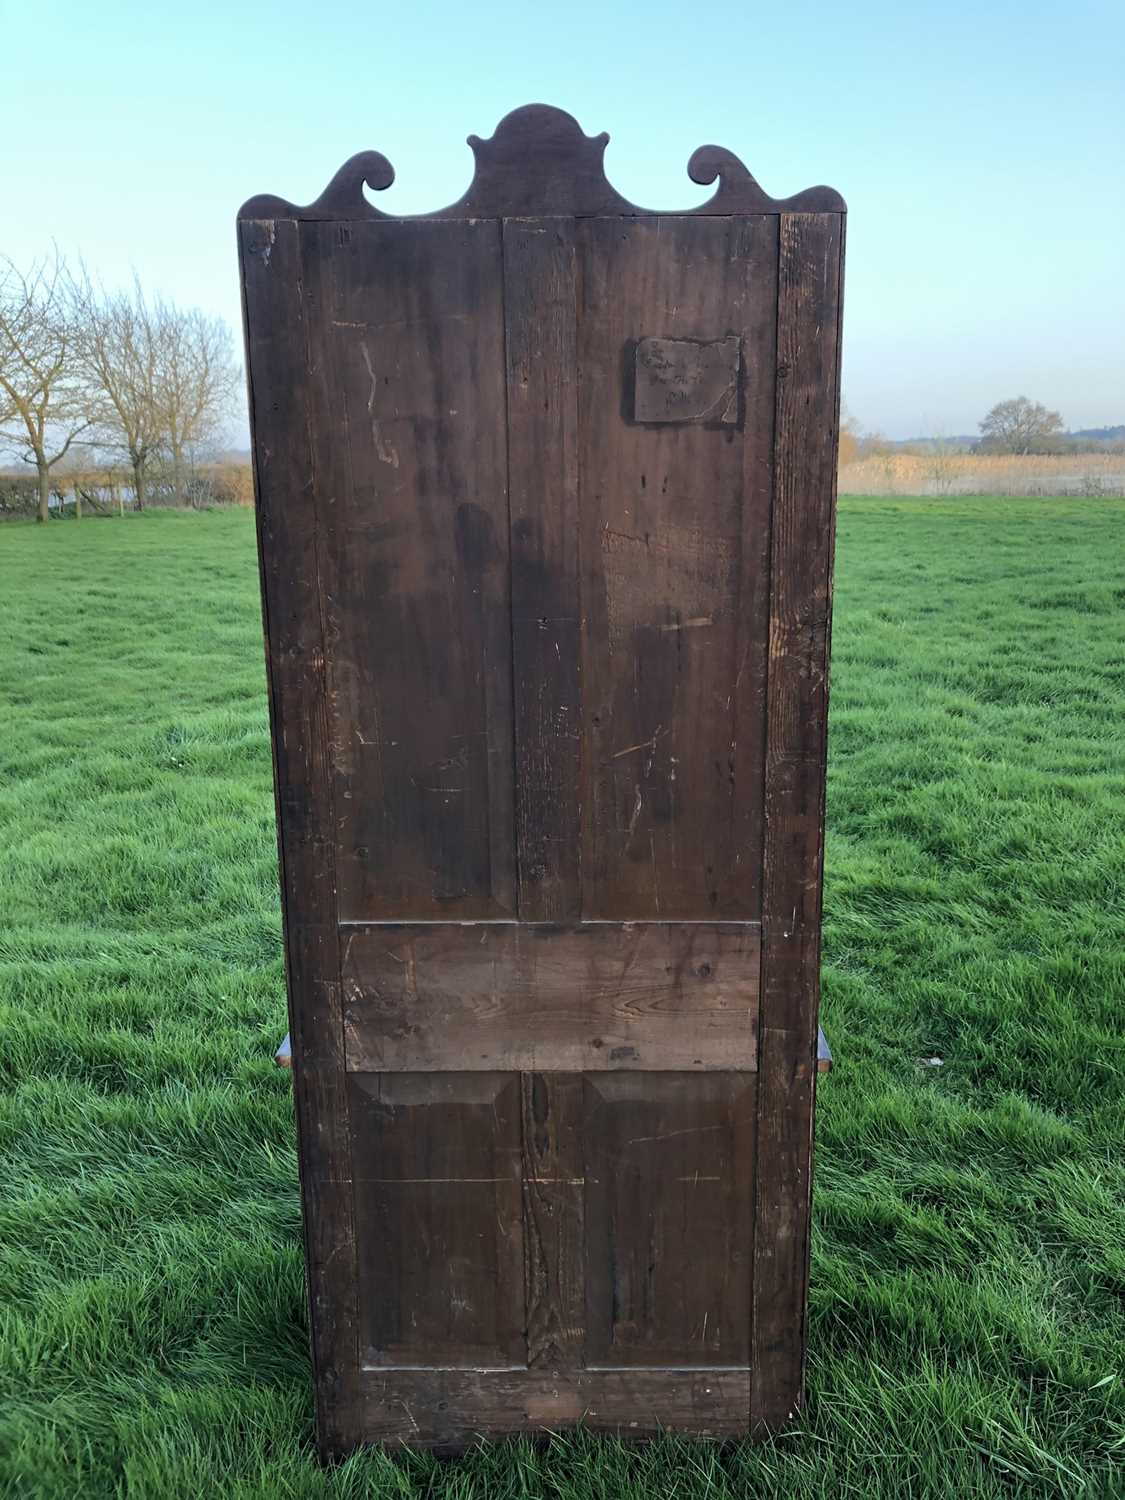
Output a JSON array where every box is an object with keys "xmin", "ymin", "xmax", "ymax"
[
  {"xmin": 0, "ymin": 499, "xmax": 1122, "ymax": 1498},
  {"xmin": 840, "ymin": 452, "xmax": 1125, "ymax": 498}
]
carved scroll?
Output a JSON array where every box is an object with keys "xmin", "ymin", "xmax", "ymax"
[{"xmin": 238, "ymin": 103, "xmax": 845, "ymax": 220}]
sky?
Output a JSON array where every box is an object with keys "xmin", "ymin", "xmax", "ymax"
[{"xmin": 2, "ymin": 0, "xmax": 1122, "ymax": 442}]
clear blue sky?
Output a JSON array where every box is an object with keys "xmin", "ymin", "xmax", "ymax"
[{"xmin": 2, "ymin": 0, "xmax": 1122, "ymax": 440}]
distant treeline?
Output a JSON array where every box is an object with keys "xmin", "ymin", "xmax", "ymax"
[
  {"xmin": 889, "ymin": 426, "xmax": 1125, "ymax": 455},
  {"xmin": 0, "ymin": 460, "xmax": 251, "ymax": 520}
]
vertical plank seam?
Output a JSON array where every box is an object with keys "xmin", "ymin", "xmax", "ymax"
[
  {"xmin": 499, "ymin": 219, "xmax": 524, "ymax": 920},
  {"xmin": 726, "ymin": 214, "xmax": 746, "ymax": 916},
  {"xmin": 575, "ymin": 220, "xmax": 591, "ymax": 923},
  {"xmin": 572, "ymin": 225, "xmax": 585, "ymax": 925},
  {"xmin": 750, "ymin": 208, "xmax": 783, "ymax": 1426},
  {"xmin": 493, "ymin": 218, "xmax": 519, "ymax": 919},
  {"xmin": 500, "ymin": 219, "xmax": 535, "ymax": 1374}
]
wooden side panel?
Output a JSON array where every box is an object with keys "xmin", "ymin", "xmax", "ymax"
[
  {"xmin": 239, "ymin": 218, "xmax": 360, "ymax": 1458},
  {"xmin": 342, "ymin": 922, "xmax": 760, "ymax": 1072},
  {"xmin": 349, "ymin": 1073, "xmax": 525, "ymax": 1369},
  {"xmin": 576, "ymin": 215, "xmax": 777, "ymax": 921},
  {"xmin": 751, "ymin": 212, "xmax": 843, "ymax": 1429},
  {"xmin": 584, "ymin": 1074, "xmax": 755, "ymax": 1368},
  {"xmin": 302, "ymin": 218, "xmax": 516, "ymax": 923},
  {"xmin": 504, "ymin": 219, "xmax": 582, "ymax": 922}
]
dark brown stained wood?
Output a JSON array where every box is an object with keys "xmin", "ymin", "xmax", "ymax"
[
  {"xmin": 300, "ymin": 218, "xmax": 516, "ymax": 922},
  {"xmin": 238, "ymin": 104, "xmax": 846, "ymax": 222},
  {"xmin": 521, "ymin": 1072, "xmax": 585, "ymax": 1366},
  {"xmin": 731, "ymin": 217, "xmax": 781, "ymax": 926},
  {"xmin": 349, "ymin": 1073, "xmax": 524, "ymax": 1369},
  {"xmin": 239, "ymin": 218, "xmax": 361, "ymax": 1458},
  {"xmin": 241, "ymin": 104, "xmax": 845, "ymax": 1456},
  {"xmin": 354, "ymin": 1367, "xmax": 752, "ymax": 1448},
  {"xmin": 584, "ymin": 1074, "xmax": 755, "ymax": 1368},
  {"xmin": 277, "ymin": 1028, "xmax": 823, "ymax": 1079},
  {"xmin": 633, "ymin": 336, "xmax": 741, "ymax": 425},
  {"xmin": 275, "ymin": 1028, "xmax": 831, "ymax": 1079},
  {"xmin": 503, "ymin": 218, "xmax": 582, "ymax": 922},
  {"xmin": 751, "ymin": 211, "xmax": 844, "ymax": 1431},
  {"xmin": 341, "ymin": 922, "xmax": 760, "ymax": 1073},
  {"xmin": 576, "ymin": 214, "xmax": 776, "ymax": 921}
]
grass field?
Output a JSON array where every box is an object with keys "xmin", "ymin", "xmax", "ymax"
[{"xmin": 1, "ymin": 499, "xmax": 1122, "ymax": 1498}]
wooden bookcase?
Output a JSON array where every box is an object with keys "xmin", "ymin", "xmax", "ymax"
[{"xmin": 238, "ymin": 105, "xmax": 845, "ymax": 1456}]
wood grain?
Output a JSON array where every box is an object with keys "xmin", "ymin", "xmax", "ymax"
[
  {"xmin": 504, "ymin": 218, "xmax": 582, "ymax": 922},
  {"xmin": 275, "ymin": 1028, "xmax": 834, "ymax": 1078},
  {"xmin": 576, "ymin": 214, "xmax": 776, "ymax": 922},
  {"xmin": 354, "ymin": 1366, "xmax": 752, "ymax": 1449},
  {"xmin": 584, "ymin": 1073, "xmax": 755, "ymax": 1369},
  {"xmin": 633, "ymin": 336, "xmax": 741, "ymax": 425},
  {"xmin": 521, "ymin": 1072, "xmax": 585, "ymax": 1367},
  {"xmin": 751, "ymin": 211, "xmax": 844, "ymax": 1431},
  {"xmin": 342, "ymin": 922, "xmax": 760, "ymax": 1072},
  {"xmin": 349, "ymin": 1073, "xmax": 524, "ymax": 1370},
  {"xmin": 303, "ymin": 217, "xmax": 516, "ymax": 923}
]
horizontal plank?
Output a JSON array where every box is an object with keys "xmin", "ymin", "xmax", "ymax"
[
  {"xmin": 342, "ymin": 922, "xmax": 760, "ymax": 1072},
  {"xmin": 280, "ymin": 1007, "xmax": 786, "ymax": 1077},
  {"xmin": 283, "ymin": 1026, "xmax": 791, "ymax": 1076},
  {"xmin": 354, "ymin": 1366, "xmax": 751, "ymax": 1449}
]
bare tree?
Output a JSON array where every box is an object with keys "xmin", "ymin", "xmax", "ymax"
[
  {"xmin": 154, "ymin": 303, "xmax": 239, "ymax": 504},
  {"xmin": 0, "ymin": 252, "xmax": 90, "ymax": 522},
  {"xmin": 979, "ymin": 396, "xmax": 1064, "ymax": 455},
  {"xmin": 76, "ymin": 273, "xmax": 163, "ymax": 510}
]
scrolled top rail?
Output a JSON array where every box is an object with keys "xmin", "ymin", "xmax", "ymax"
[{"xmin": 237, "ymin": 103, "xmax": 845, "ymax": 221}]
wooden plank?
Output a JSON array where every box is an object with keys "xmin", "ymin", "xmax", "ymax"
[
  {"xmin": 584, "ymin": 1073, "xmax": 755, "ymax": 1369},
  {"xmin": 504, "ymin": 218, "xmax": 582, "ymax": 923},
  {"xmin": 277, "ymin": 1028, "xmax": 787, "ymax": 1081},
  {"xmin": 349, "ymin": 1073, "xmax": 525, "ymax": 1370},
  {"xmin": 751, "ymin": 211, "xmax": 844, "ymax": 1432},
  {"xmin": 341, "ymin": 922, "xmax": 760, "ymax": 1072},
  {"xmin": 732, "ymin": 217, "xmax": 780, "ymax": 923},
  {"xmin": 354, "ymin": 1366, "xmax": 752, "ymax": 1449},
  {"xmin": 281, "ymin": 1029, "xmax": 769, "ymax": 1080},
  {"xmin": 521, "ymin": 1072, "xmax": 585, "ymax": 1367},
  {"xmin": 290, "ymin": 1033, "xmax": 791, "ymax": 1077},
  {"xmin": 576, "ymin": 214, "xmax": 776, "ymax": 921},
  {"xmin": 303, "ymin": 218, "xmax": 516, "ymax": 923},
  {"xmin": 239, "ymin": 217, "xmax": 361, "ymax": 1459}
]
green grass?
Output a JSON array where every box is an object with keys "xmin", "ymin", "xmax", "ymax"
[{"xmin": 0, "ymin": 498, "xmax": 1122, "ymax": 1498}]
